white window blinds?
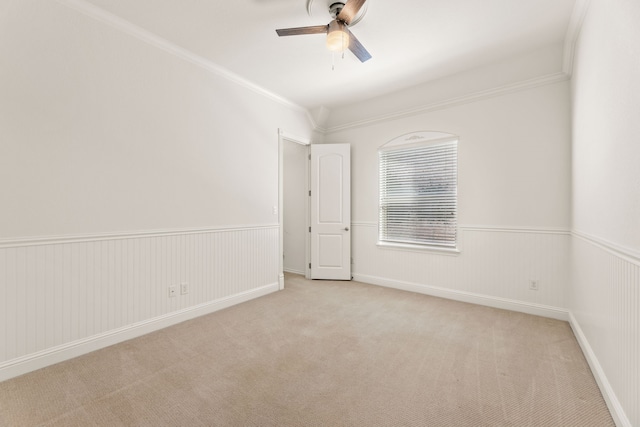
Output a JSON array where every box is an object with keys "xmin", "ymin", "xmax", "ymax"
[{"xmin": 379, "ymin": 139, "xmax": 458, "ymax": 248}]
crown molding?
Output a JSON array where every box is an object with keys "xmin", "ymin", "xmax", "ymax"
[
  {"xmin": 304, "ymin": 111, "xmax": 320, "ymax": 132},
  {"xmin": 324, "ymin": 72, "xmax": 569, "ymax": 134},
  {"xmin": 54, "ymin": 0, "xmax": 313, "ymax": 124},
  {"xmin": 54, "ymin": 0, "xmax": 579, "ymax": 138},
  {"xmin": 562, "ymin": 0, "xmax": 592, "ymax": 76}
]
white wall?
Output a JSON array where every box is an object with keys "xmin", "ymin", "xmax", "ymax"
[
  {"xmin": 325, "ymin": 78, "xmax": 572, "ymax": 315},
  {"xmin": 571, "ymin": 0, "xmax": 640, "ymax": 251},
  {"xmin": 0, "ymin": 0, "xmax": 312, "ymax": 379},
  {"xmin": 570, "ymin": 0, "xmax": 640, "ymax": 425},
  {"xmin": 0, "ymin": 0, "xmax": 311, "ymax": 239},
  {"xmin": 331, "ymin": 82, "xmax": 572, "ymax": 228}
]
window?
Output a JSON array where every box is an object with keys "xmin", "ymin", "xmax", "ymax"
[{"xmin": 379, "ymin": 132, "xmax": 458, "ymax": 249}]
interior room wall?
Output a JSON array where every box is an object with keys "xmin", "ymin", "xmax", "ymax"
[
  {"xmin": 0, "ymin": 0, "xmax": 312, "ymax": 238},
  {"xmin": 0, "ymin": 0, "xmax": 312, "ymax": 380},
  {"xmin": 325, "ymin": 79, "xmax": 572, "ymax": 317},
  {"xmin": 569, "ymin": 0, "xmax": 640, "ymax": 425},
  {"xmin": 324, "ymin": 43, "xmax": 565, "ymax": 131}
]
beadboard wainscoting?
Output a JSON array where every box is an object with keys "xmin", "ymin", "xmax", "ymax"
[
  {"xmin": 0, "ymin": 225, "xmax": 280, "ymax": 381},
  {"xmin": 570, "ymin": 233, "xmax": 639, "ymax": 427},
  {"xmin": 351, "ymin": 223, "xmax": 570, "ymax": 320}
]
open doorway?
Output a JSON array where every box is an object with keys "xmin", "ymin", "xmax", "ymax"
[
  {"xmin": 278, "ymin": 130, "xmax": 310, "ymax": 287},
  {"xmin": 283, "ymin": 140, "xmax": 308, "ymax": 274}
]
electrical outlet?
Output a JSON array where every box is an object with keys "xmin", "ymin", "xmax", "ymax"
[
  {"xmin": 529, "ymin": 280, "xmax": 539, "ymax": 291},
  {"xmin": 168, "ymin": 285, "xmax": 177, "ymax": 298},
  {"xmin": 180, "ymin": 283, "xmax": 189, "ymax": 295}
]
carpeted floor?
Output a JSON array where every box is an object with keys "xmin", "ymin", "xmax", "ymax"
[{"xmin": 0, "ymin": 273, "xmax": 614, "ymax": 426}]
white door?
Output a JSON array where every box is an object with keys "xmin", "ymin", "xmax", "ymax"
[{"xmin": 310, "ymin": 143, "xmax": 351, "ymax": 280}]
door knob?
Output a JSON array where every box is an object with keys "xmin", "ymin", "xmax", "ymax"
[{"xmin": 344, "ymin": 227, "xmax": 349, "ymax": 231}]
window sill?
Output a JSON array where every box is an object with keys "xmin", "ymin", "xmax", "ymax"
[{"xmin": 376, "ymin": 241, "xmax": 461, "ymax": 256}]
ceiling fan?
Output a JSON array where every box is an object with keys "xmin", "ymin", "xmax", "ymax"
[{"xmin": 275, "ymin": 0, "xmax": 372, "ymax": 62}]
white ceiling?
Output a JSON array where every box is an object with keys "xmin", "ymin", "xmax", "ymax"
[{"xmin": 80, "ymin": 0, "xmax": 578, "ymax": 111}]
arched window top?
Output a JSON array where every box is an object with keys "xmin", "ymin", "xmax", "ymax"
[
  {"xmin": 378, "ymin": 130, "xmax": 458, "ymax": 251},
  {"xmin": 380, "ymin": 131, "xmax": 458, "ymax": 151}
]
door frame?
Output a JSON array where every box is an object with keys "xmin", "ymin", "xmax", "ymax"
[{"xmin": 278, "ymin": 129, "xmax": 311, "ymax": 289}]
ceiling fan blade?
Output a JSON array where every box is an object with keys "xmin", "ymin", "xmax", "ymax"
[
  {"xmin": 346, "ymin": 28, "xmax": 371, "ymax": 62},
  {"xmin": 276, "ymin": 25, "xmax": 328, "ymax": 37},
  {"xmin": 337, "ymin": 0, "xmax": 367, "ymax": 25}
]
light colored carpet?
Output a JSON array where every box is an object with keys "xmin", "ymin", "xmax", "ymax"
[{"xmin": 0, "ymin": 273, "xmax": 614, "ymax": 426}]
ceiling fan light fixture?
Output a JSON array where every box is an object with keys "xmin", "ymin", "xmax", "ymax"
[
  {"xmin": 326, "ymin": 20, "xmax": 349, "ymax": 52},
  {"xmin": 275, "ymin": 0, "xmax": 371, "ymax": 62}
]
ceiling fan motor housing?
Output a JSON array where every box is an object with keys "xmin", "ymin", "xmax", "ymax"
[{"xmin": 329, "ymin": 2, "xmax": 346, "ymax": 19}]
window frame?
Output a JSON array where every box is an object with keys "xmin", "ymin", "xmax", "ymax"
[{"xmin": 378, "ymin": 132, "xmax": 459, "ymax": 254}]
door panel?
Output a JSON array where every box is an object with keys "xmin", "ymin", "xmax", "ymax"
[
  {"xmin": 317, "ymin": 234, "xmax": 343, "ymax": 267},
  {"xmin": 311, "ymin": 144, "xmax": 351, "ymax": 280},
  {"xmin": 318, "ymin": 154, "xmax": 344, "ymax": 223}
]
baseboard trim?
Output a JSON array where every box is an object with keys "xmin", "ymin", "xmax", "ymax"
[
  {"xmin": 353, "ymin": 274, "xmax": 568, "ymax": 321},
  {"xmin": 568, "ymin": 312, "xmax": 631, "ymax": 427},
  {"xmin": 0, "ymin": 282, "xmax": 279, "ymax": 382},
  {"xmin": 284, "ymin": 268, "xmax": 305, "ymax": 276}
]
